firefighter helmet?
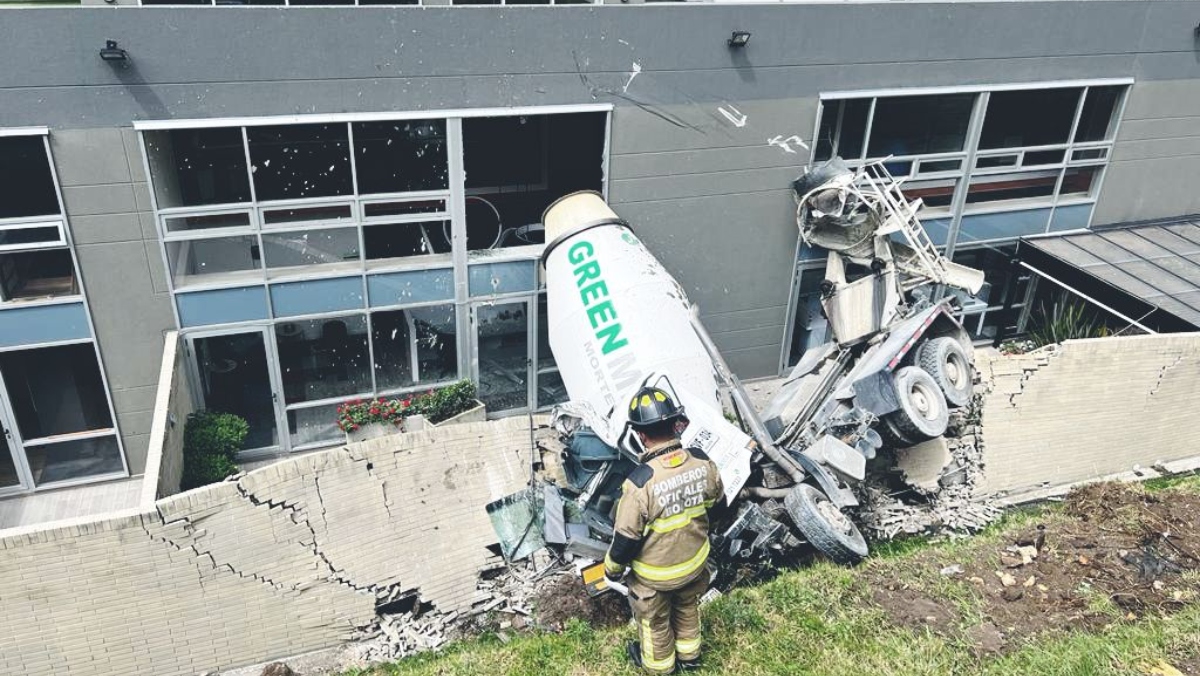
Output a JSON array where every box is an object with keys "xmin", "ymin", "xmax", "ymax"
[{"xmin": 627, "ymin": 386, "xmax": 684, "ymax": 429}]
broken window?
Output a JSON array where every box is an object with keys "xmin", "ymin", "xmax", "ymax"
[
  {"xmin": 0, "ymin": 136, "xmax": 61, "ymax": 219},
  {"xmin": 900, "ymin": 178, "xmax": 957, "ymax": 210},
  {"xmin": 814, "ymin": 98, "xmax": 869, "ymax": 161},
  {"xmin": 166, "ymin": 236, "xmax": 263, "ymax": 287},
  {"xmin": 287, "ymin": 403, "xmax": 344, "ymax": 450},
  {"xmin": 144, "ymin": 128, "xmax": 252, "ymax": 208},
  {"xmin": 535, "ymin": 294, "xmax": 566, "ymax": 409},
  {"xmin": 0, "ymin": 249, "xmax": 78, "ymax": 302},
  {"xmin": 980, "ymin": 88, "xmax": 1081, "ymax": 149},
  {"xmin": 247, "ymin": 124, "xmax": 352, "ymax": 201},
  {"xmin": 353, "ymin": 120, "xmax": 448, "ymax": 194},
  {"xmin": 474, "ymin": 301, "xmax": 529, "ymax": 412},
  {"xmin": 950, "ymin": 245, "xmax": 1027, "ymax": 342},
  {"xmin": 463, "ymin": 112, "xmax": 605, "ymax": 251},
  {"xmin": 364, "ymin": 220, "xmax": 452, "ymax": 264},
  {"xmin": 868, "ymin": 94, "xmax": 975, "ymax": 158},
  {"xmin": 276, "ymin": 315, "xmax": 371, "ymax": 404},
  {"xmin": 371, "ymin": 305, "xmax": 458, "ymax": 391},
  {"xmin": 261, "ymin": 227, "xmax": 361, "ymax": 274}
]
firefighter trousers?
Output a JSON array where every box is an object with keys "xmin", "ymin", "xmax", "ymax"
[{"xmin": 628, "ymin": 572, "xmax": 708, "ymax": 673}]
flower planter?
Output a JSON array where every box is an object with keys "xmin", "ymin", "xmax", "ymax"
[
  {"xmin": 345, "ymin": 421, "xmax": 402, "ymax": 444},
  {"xmin": 431, "ymin": 400, "xmax": 487, "ymax": 428}
]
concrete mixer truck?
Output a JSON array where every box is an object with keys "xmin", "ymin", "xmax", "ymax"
[{"xmin": 513, "ymin": 157, "xmax": 985, "ymax": 568}]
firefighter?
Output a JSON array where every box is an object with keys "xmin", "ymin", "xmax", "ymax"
[{"xmin": 604, "ymin": 385, "xmax": 724, "ymax": 673}]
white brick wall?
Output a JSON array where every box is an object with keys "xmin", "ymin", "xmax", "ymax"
[
  {"xmin": 0, "ymin": 418, "xmax": 533, "ymax": 676},
  {"xmin": 979, "ymin": 333, "xmax": 1200, "ymax": 495}
]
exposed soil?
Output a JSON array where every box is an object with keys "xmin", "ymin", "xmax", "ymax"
[
  {"xmin": 868, "ymin": 482, "xmax": 1200, "ymax": 656},
  {"xmin": 532, "ymin": 573, "xmax": 631, "ymax": 631}
]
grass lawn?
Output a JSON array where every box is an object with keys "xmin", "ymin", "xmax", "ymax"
[{"xmin": 345, "ymin": 475, "xmax": 1200, "ymax": 676}]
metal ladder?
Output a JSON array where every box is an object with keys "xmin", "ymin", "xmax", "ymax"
[{"xmin": 857, "ymin": 161, "xmax": 951, "ymax": 285}]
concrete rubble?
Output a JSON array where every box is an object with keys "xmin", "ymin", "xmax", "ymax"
[{"xmin": 858, "ymin": 400, "xmax": 1004, "ymax": 540}]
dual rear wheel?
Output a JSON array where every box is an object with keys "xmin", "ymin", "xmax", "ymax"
[{"xmin": 884, "ymin": 337, "xmax": 972, "ymax": 445}]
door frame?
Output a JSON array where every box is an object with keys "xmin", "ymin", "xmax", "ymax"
[
  {"xmin": 0, "ymin": 374, "xmax": 33, "ymax": 496},
  {"xmin": 184, "ymin": 324, "xmax": 287, "ymax": 458},
  {"xmin": 469, "ymin": 297, "xmax": 535, "ymax": 416}
]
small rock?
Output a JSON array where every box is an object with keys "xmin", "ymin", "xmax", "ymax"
[
  {"xmin": 1037, "ymin": 584, "xmax": 1049, "ymax": 592},
  {"xmin": 940, "ymin": 564, "xmax": 964, "ymax": 576},
  {"xmin": 1153, "ymin": 580, "xmax": 1165, "ymax": 591},
  {"xmin": 1077, "ymin": 555, "xmax": 1090, "ymax": 565},
  {"xmin": 998, "ymin": 572, "xmax": 1018, "ymax": 587},
  {"xmin": 968, "ymin": 576, "xmax": 985, "ymax": 585},
  {"xmin": 1022, "ymin": 576, "xmax": 1036, "ymax": 587},
  {"xmin": 261, "ymin": 664, "xmax": 297, "ymax": 676},
  {"xmin": 1000, "ymin": 554, "xmax": 1025, "ymax": 568},
  {"xmin": 1001, "ymin": 587, "xmax": 1024, "ymax": 602},
  {"xmin": 1016, "ymin": 546, "xmax": 1039, "ymax": 564}
]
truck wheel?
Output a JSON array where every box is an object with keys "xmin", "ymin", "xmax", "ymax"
[
  {"xmin": 886, "ymin": 366, "xmax": 949, "ymax": 441},
  {"xmin": 784, "ymin": 484, "xmax": 868, "ymax": 565},
  {"xmin": 879, "ymin": 415, "xmax": 918, "ymax": 449},
  {"xmin": 917, "ymin": 337, "xmax": 973, "ymax": 408}
]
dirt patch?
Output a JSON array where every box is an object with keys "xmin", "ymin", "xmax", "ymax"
[
  {"xmin": 867, "ymin": 482, "xmax": 1200, "ymax": 654},
  {"xmin": 532, "ymin": 573, "xmax": 631, "ymax": 631}
]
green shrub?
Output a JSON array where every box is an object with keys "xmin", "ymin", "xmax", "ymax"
[
  {"xmin": 181, "ymin": 411, "xmax": 247, "ymax": 490},
  {"xmin": 181, "ymin": 452, "xmax": 240, "ymax": 491}
]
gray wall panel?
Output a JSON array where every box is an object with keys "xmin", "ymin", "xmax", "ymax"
[
  {"xmin": 1092, "ymin": 156, "xmax": 1200, "ymax": 225},
  {"xmin": 1112, "ymin": 137, "xmax": 1200, "ymax": 162},
  {"xmin": 720, "ymin": 345, "xmax": 781, "ymax": 380},
  {"xmin": 69, "ymin": 213, "xmax": 144, "ymax": 245},
  {"xmin": 614, "ymin": 189, "xmax": 797, "ymax": 319},
  {"xmin": 61, "ymin": 184, "xmax": 137, "ymax": 217},
  {"xmin": 610, "ymin": 166, "xmax": 801, "ymax": 204},
  {"xmin": 50, "ymin": 129, "xmax": 131, "ymax": 187},
  {"xmin": 1119, "ymin": 117, "xmax": 1200, "ymax": 142}
]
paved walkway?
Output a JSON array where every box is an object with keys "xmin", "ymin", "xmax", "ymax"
[{"xmin": 0, "ymin": 476, "xmax": 143, "ymax": 531}]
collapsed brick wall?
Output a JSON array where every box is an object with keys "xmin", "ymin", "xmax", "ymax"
[
  {"xmin": 978, "ymin": 333, "xmax": 1200, "ymax": 497},
  {"xmin": 0, "ymin": 418, "xmax": 532, "ymax": 676}
]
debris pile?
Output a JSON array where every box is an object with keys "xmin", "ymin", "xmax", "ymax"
[
  {"xmin": 857, "ymin": 400, "xmax": 1004, "ymax": 539},
  {"xmin": 345, "ymin": 551, "xmax": 582, "ymax": 666}
]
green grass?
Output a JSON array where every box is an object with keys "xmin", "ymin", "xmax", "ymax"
[{"xmin": 346, "ymin": 481, "xmax": 1200, "ymax": 676}]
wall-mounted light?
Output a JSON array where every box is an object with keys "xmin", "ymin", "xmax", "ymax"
[
  {"xmin": 728, "ymin": 31, "xmax": 752, "ymax": 48},
  {"xmin": 99, "ymin": 40, "xmax": 128, "ymax": 62}
]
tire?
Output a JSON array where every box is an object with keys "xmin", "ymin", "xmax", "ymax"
[
  {"xmin": 878, "ymin": 415, "xmax": 919, "ymax": 449},
  {"xmin": 917, "ymin": 337, "xmax": 973, "ymax": 408},
  {"xmin": 885, "ymin": 366, "xmax": 949, "ymax": 441},
  {"xmin": 784, "ymin": 484, "xmax": 868, "ymax": 565}
]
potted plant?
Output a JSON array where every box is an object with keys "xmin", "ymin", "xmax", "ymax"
[
  {"xmin": 337, "ymin": 397, "xmax": 407, "ymax": 443},
  {"xmin": 410, "ymin": 380, "xmax": 486, "ymax": 427}
]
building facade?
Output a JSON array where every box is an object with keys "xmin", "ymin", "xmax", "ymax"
[{"xmin": 1, "ymin": 0, "xmax": 1198, "ymax": 490}]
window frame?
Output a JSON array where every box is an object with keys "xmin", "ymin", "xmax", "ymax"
[{"xmin": 141, "ymin": 104, "xmax": 611, "ymax": 450}]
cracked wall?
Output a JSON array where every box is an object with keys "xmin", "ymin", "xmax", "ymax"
[
  {"xmin": 978, "ymin": 333, "xmax": 1200, "ymax": 496},
  {"xmin": 0, "ymin": 417, "xmax": 533, "ymax": 676}
]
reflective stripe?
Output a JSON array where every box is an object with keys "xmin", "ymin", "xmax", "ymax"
[
  {"xmin": 604, "ymin": 553, "xmax": 624, "ymax": 576},
  {"xmin": 632, "ymin": 539, "xmax": 711, "ymax": 582},
  {"xmin": 643, "ymin": 501, "xmax": 714, "ymax": 535},
  {"xmin": 675, "ymin": 636, "xmax": 701, "ymax": 656},
  {"xmin": 640, "ymin": 619, "xmax": 676, "ymax": 673}
]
